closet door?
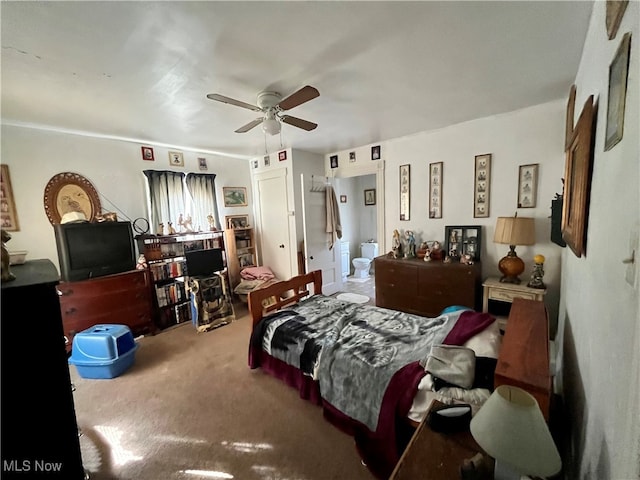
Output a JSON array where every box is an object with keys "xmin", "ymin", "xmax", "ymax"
[{"xmin": 255, "ymin": 169, "xmax": 294, "ymax": 280}]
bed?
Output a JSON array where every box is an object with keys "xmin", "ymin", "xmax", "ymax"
[{"xmin": 247, "ymin": 270, "xmax": 539, "ymax": 479}]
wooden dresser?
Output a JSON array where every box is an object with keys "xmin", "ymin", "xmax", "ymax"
[
  {"xmin": 58, "ymin": 269, "xmax": 155, "ymax": 352},
  {"xmin": 494, "ymin": 297, "xmax": 552, "ymax": 420},
  {"xmin": 375, "ymin": 256, "xmax": 482, "ymax": 317}
]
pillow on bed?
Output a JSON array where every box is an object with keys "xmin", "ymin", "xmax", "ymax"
[{"xmin": 462, "ymin": 319, "xmax": 502, "ymax": 359}]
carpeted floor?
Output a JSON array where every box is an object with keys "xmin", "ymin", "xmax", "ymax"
[{"xmin": 70, "ymin": 303, "xmax": 375, "ymax": 480}]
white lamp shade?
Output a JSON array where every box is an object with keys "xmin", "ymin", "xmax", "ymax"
[
  {"xmin": 494, "ymin": 216, "xmax": 535, "ymax": 246},
  {"xmin": 262, "ymin": 112, "xmax": 281, "ymax": 135},
  {"xmin": 470, "ymin": 385, "xmax": 561, "ymax": 477}
]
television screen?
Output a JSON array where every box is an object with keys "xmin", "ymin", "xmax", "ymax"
[
  {"xmin": 185, "ymin": 248, "xmax": 225, "ymax": 278},
  {"xmin": 54, "ymin": 221, "xmax": 136, "ymax": 282}
]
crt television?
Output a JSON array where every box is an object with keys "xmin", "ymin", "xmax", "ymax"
[
  {"xmin": 54, "ymin": 221, "xmax": 136, "ymax": 282},
  {"xmin": 185, "ymin": 248, "xmax": 225, "ymax": 278}
]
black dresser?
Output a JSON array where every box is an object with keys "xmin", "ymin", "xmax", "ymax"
[{"xmin": 1, "ymin": 259, "xmax": 84, "ymax": 479}]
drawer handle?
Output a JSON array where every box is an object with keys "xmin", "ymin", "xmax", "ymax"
[{"xmin": 65, "ymin": 307, "xmax": 77, "ymax": 315}]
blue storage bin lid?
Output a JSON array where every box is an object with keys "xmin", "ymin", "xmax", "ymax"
[{"xmin": 69, "ymin": 324, "xmax": 137, "ymax": 366}]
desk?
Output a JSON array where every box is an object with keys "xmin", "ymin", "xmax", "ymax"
[
  {"xmin": 482, "ymin": 277, "xmax": 546, "ymax": 330},
  {"xmin": 389, "ymin": 401, "xmax": 493, "ymax": 480}
]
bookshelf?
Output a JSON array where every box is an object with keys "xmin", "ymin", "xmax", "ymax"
[
  {"xmin": 138, "ymin": 231, "xmax": 225, "ymax": 329},
  {"xmin": 225, "ymin": 227, "xmax": 257, "ymax": 289}
]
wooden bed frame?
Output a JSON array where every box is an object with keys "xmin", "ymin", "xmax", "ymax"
[{"xmin": 247, "ymin": 270, "xmax": 551, "ymax": 419}]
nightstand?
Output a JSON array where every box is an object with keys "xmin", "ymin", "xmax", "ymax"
[
  {"xmin": 482, "ymin": 277, "xmax": 546, "ymax": 331},
  {"xmin": 389, "ymin": 401, "xmax": 493, "ymax": 480}
]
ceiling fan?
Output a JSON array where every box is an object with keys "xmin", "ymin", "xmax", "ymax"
[{"xmin": 206, "ymin": 85, "xmax": 319, "ymax": 135}]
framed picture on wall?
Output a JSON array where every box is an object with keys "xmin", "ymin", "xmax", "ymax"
[
  {"xmin": 225, "ymin": 214, "xmax": 249, "ymax": 230},
  {"xmin": 605, "ymin": 32, "xmax": 631, "ymax": 152},
  {"xmin": 222, "ymin": 187, "xmax": 248, "ymax": 207},
  {"xmin": 0, "ymin": 165, "xmax": 19, "ymax": 231},
  {"xmin": 429, "ymin": 162, "xmax": 443, "ymax": 218},
  {"xmin": 444, "ymin": 225, "xmax": 482, "ymax": 261},
  {"xmin": 330, "ymin": 155, "xmax": 338, "ymax": 168},
  {"xmin": 169, "ymin": 151, "xmax": 184, "ymax": 167},
  {"xmin": 517, "ymin": 164, "xmax": 538, "ymax": 208},
  {"xmin": 364, "ymin": 189, "xmax": 376, "ymax": 206},
  {"xmin": 141, "ymin": 146, "xmax": 154, "ymax": 161},
  {"xmin": 473, "ymin": 154, "xmax": 491, "ymax": 218},
  {"xmin": 400, "ymin": 164, "xmax": 410, "ymax": 220}
]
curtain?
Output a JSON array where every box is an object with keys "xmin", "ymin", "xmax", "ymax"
[
  {"xmin": 185, "ymin": 173, "xmax": 221, "ymax": 231},
  {"xmin": 143, "ymin": 170, "xmax": 186, "ymax": 234}
]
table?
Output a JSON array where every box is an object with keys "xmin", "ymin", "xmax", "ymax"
[
  {"xmin": 482, "ymin": 277, "xmax": 546, "ymax": 330},
  {"xmin": 389, "ymin": 401, "xmax": 493, "ymax": 480}
]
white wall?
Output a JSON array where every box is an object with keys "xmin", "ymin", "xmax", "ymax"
[
  {"xmin": 1, "ymin": 125, "xmax": 253, "ymax": 271},
  {"xmin": 327, "ymin": 100, "xmax": 567, "ymax": 330},
  {"xmin": 557, "ymin": 2, "xmax": 639, "ymax": 479}
]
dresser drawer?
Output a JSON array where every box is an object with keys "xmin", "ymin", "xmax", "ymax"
[
  {"xmin": 60, "ymin": 286, "xmax": 150, "ymax": 320},
  {"xmin": 488, "ymin": 288, "xmax": 538, "ymax": 303}
]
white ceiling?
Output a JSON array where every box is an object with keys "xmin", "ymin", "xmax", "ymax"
[{"xmin": 1, "ymin": 1, "xmax": 593, "ymax": 160}]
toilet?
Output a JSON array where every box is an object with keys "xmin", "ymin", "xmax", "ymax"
[{"xmin": 352, "ymin": 242, "xmax": 379, "ymax": 279}]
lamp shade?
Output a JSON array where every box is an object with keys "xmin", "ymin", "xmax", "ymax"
[
  {"xmin": 470, "ymin": 385, "xmax": 561, "ymax": 478},
  {"xmin": 493, "ymin": 216, "xmax": 535, "ymax": 246},
  {"xmin": 262, "ymin": 112, "xmax": 281, "ymax": 136}
]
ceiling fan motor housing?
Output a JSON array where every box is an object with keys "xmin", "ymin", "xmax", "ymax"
[{"xmin": 257, "ymin": 91, "xmax": 282, "ymax": 110}]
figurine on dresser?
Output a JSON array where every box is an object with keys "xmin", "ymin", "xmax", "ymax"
[
  {"xmin": 391, "ymin": 229, "xmax": 403, "ymax": 259},
  {"xmin": 404, "ymin": 230, "xmax": 416, "ymax": 258},
  {"xmin": 1, "ymin": 229, "xmax": 15, "ymax": 282},
  {"xmin": 527, "ymin": 254, "xmax": 546, "ymax": 289}
]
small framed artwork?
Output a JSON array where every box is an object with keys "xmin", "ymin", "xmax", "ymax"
[
  {"xmin": 340, "ymin": 195, "xmax": 347, "ymax": 203},
  {"xmin": 606, "ymin": 0, "xmax": 628, "ymax": 40},
  {"xmin": 198, "ymin": 157, "xmax": 208, "ymax": 171},
  {"xmin": 0, "ymin": 165, "xmax": 20, "ymax": 231},
  {"xmin": 562, "ymin": 95, "xmax": 595, "ymax": 258},
  {"xmin": 141, "ymin": 146, "xmax": 154, "ymax": 161},
  {"xmin": 605, "ymin": 32, "xmax": 631, "ymax": 152},
  {"xmin": 444, "ymin": 225, "xmax": 482, "ymax": 261},
  {"xmin": 399, "ymin": 164, "xmax": 410, "ymax": 220},
  {"xmin": 349, "ymin": 151, "xmax": 356, "ymax": 162},
  {"xmin": 517, "ymin": 164, "xmax": 538, "ymax": 208},
  {"xmin": 364, "ymin": 189, "xmax": 376, "ymax": 206},
  {"xmin": 169, "ymin": 151, "xmax": 184, "ymax": 167},
  {"xmin": 278, "ymin": 151, "xmax": 287, "ymax": 161},
  {"xmin": 222, "ymin": 187, "xmax": 248, "ymax": 207},
  {"xmin": 252, "ymin": 159, "xmax": 258, "ymax": 169},
  {"xmin": 225, "ymin": 214, "xmax": 249, "ymax": 230},
  {"xmin": 330, "ymin": 155, "xmax": 338, "ymax": 168},
  {"xmin": 371, "ymin": 145, "xmax": 381, "ymax": 160},
  {"xmin": 429, "ymin": 162, "xmax": 443, "ymax": 218},
  {"xmin": 264, "ymin": 155, "xmax": 270, "ymax": 166},
  {"xmin": 473, "ymin": 154, "xmax": 491, "ymax": 218}
]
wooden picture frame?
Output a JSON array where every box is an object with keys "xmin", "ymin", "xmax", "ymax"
[
  {"xmin": 444, "ymin": 225, "xmax": 482, "ymax": 261},
  {"xmin": 429, "ymin": 162, "xmax": 443, "ymax": 218},
  {"xmin": 364, "ymin": 189, "xmax": 376, "ymax": 206},
  {"xmin": 565, "ymin": 84, "xmax": 576, "ymax": 151},
  {"xmin": 606, "ymin": 0, "xmax": 628, "ymax": 40},
  {"xmin": 473, "ymin": 154, "xmax": 491, "ymax": 218},
  {"xmin": 168, "ymin": 151, "xmax": 184, "ymax": 167},
  {"xmin": 278, "ymin": 151, "xmax": 287, "ymax": 161},
  {"xmin": 225, "ymin": 214, "xmax": 249, "ymax": 230},
  {"xmin": 43, "ymin": 172, "xmax": 102, "ymax": 225},
  {"xmin": 222, "ymin": 187, "xmax": 248, "ymax": 207},
  {"xmin": 141, "ymin": 146, "xmax": 154, "ymax": 161},
  {"xmin": 330, "ymin": 155, "xmax": 338, "ymax": 169},
  {"xmin": 399, "ymin": 164, "xmax": 410, "ymax": 220},
  {"xmin": 517, "ymin": 164, "xmax": 538, "ymax": 208},
  {"xmin": 0, "ymin": 165, "xmax": 20, "ymax": 231},
  {"xmin": 371, "ymin": 145, "xmax": 381, "ymax": 160},
  {"xmin": 605, "ymin": 32, "xmax": 631, "ymax": 152},
  {"xmin": 198, "ymin": 157, "xmax": 208, "ymax": 171},
  {"xmin": 562, "ymin": 95, "xmax": 595, "ymax": 258}
]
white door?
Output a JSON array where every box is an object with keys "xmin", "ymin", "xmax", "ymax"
[
  {"xmin": 300, "ymin": 174, "xmax": 341, "ymax": 295},
  {"xmin": 255, "ymin": 169, "xmax": 293, "ymax": 280}
]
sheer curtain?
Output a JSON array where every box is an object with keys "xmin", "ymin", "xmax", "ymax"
[
  {"xmin": 143, "ymin": 170, "xmax": 186, "ymax": 233},
  {"xmin": 185, "ymin": 173, "xmax": 221, "ymax": 231}
]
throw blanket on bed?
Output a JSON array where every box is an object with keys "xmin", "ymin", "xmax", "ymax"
[{"xmin": 317, "ymin": 304, "xmax": 462, "ymax": 431}]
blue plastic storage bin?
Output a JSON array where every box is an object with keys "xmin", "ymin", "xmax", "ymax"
[{"xmin": 69, "ymin": 324, "xmax": 138, "ymax": 379}]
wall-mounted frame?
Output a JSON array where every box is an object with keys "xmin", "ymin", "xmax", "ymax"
[
  {"xmin": 43, "ymin": 172, "xmax": 102, "ymax": 225},
  {"xmin": 278, "ymin": 151, "xmax": 287, "ymax": 161},
  {"xmin": 225, "ymin": 214, "xmax": 249, "ymax": 230},
  {"xmin": 517, "ymin": 164, "xmax": 538, "ymax": 208},
  {"xmin": 222, "ymin": 187, "xmax": 248, "ymax": 207},
  {"xmin": 473, "ymin": 154, "xmax": 491, "ymax": 218},
  {"xmin": 445, "ymin": 225, "xmax": 482, "ymax": 261},
  {"xmin": 330, "ymin": 155, "xmax": 338, "ymax": 168},
  {"xmin": 0, "ymin": 165, "xmax": 20, "ymax": 231},
  {"xmin": 429, "ymin": 162, "xmax": 443, "ymax": 218},
  {"xmin": 349, "ymin": 151, "xmax": 356, "ymax": 162},
  {"xmin": 565, "ymin": 84, "xmax": 576, "ymax": 151},
  {"xmin": 340, "ymin": 195, "xmax": 347, "ymax": 203},
  {"xmin": 364, "ymin": 189, "xmax": 376, "ymax": 206},
  {"xmin": 141, "ymin": 146, "xmax": 154, "ymax": 161},
  {"xmin": 168, "ymin": 151, "xmax": 184, "ymax": 167},
  {"xmin": 264, "ymin": 155, "xmax": 270, "ymax": 166},
  {"xmin": 562, "ymin": 95, "xmax": 595, "ymax": 258},
  {"xmin": 399, "ymin": 164, "xmax": 410, "ymax": 220},
  {"xmin": 606, "ymin": 0, "xmax": 628, "ymax": 40},
  {"xmin": 605, "ymin": 32, "xmax": 631, "ymax": 152},
  {"xmin": 371, "ymin": 145, "xmax": 381, "ymax": 160},
  {"xmin": 198, "ymin": 157, "xmax": 208, "ymax": 171},
  {"xmin": 252, "ymin": 159, "xmax": 258, "ymax": 169}
]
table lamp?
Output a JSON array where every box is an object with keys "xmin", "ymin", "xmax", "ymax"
[
  {"xmin": 493, "ymin": 214, "xmax": 535, "ymax": 284},
  {"xmin": 470, "ymin": 385, "xmax": 561, "ymax": 480}
]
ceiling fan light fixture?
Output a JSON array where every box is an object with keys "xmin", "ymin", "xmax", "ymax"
[{"xmin": 262, "ymin": 115, "xmax": 281, "ymax": 135}]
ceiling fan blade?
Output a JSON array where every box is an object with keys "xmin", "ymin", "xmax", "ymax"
[
  {"xmin": 235, "ymin": 117, "xmax": 263, "ymax": 133},
  {"xmin": 277, "ymin": 85, "xmax": 319, "ymax": 111},
  {"xmin": 206, "ymin": 93, "xmax": 262, "ymax": 112},
  {"xmin": 280, "ymin": 115, "xmax": 317, "ymax": 131}
]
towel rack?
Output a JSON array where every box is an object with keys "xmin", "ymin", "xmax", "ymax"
[{"xmin": 310, "ymin": 175, "xmax": 330, "ymax": 193}]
